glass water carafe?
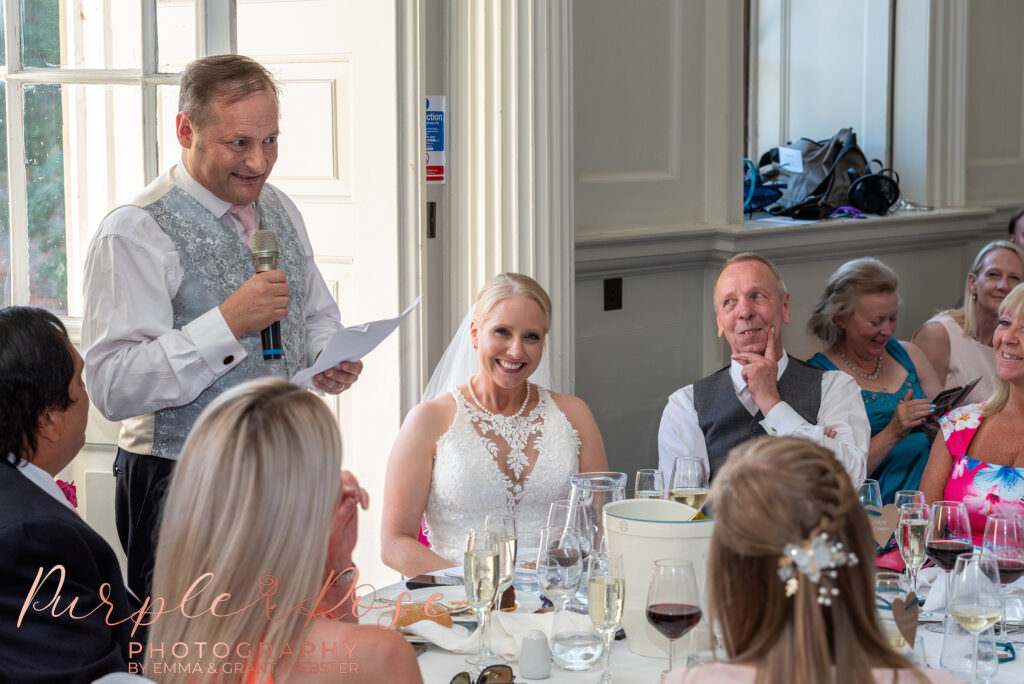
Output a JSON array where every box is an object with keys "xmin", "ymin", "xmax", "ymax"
[{"xmin": 568, "ymin": 472, "xmax": 627, "ymax": 559}]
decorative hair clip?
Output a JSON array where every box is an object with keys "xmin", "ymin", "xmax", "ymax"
[{"xmin": 776, "ymin": 532, "xmax": 858, "ymax": 605}]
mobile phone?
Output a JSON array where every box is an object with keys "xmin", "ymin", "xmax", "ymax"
[{"xmin": 405, "ymin": 574, "xmax": 463, "ymax": 590}]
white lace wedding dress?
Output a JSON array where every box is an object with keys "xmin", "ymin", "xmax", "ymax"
[{"xmin": 424, "ymin": 386, "xmax": 581, "ymax": 564}]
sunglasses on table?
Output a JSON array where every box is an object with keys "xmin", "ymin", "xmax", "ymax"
[{"xmin": 450, "ymin": 664, "xmax": 514, "ymax": 684}]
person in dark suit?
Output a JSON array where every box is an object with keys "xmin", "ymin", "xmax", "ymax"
[{"xmin": 0, "ymin": 307, "xmax": 134, "ymax": 683}]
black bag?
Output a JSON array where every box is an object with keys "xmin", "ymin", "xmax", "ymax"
[
  {"xmin": 848, "ymin": 160, "xmax": 900, "ymax": 215},
  {"xmin": 758, "ymin": 128, "xmax": 871, "ymax": 219}
]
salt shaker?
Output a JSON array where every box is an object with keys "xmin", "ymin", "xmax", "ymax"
[{"xmin": 519, "ymin": 629, "xmax": 551, "ymax": 679}]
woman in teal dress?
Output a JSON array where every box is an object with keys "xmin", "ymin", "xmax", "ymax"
[{"xmin": 807, "ymin": 258, "xmax": 942, "ymax": 503}]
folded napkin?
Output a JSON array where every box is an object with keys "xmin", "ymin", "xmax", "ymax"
[
  {"xmin": 921, "ymin": 566, "xmax": 1024, "ymax": 619},
  {"xmin": 403, "ymin": 610, "xmax": 592, "ymax": 659}
]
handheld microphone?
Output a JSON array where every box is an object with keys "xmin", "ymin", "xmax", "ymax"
[{"xmin": 251, "ymin": 229, "xmax": 283, "ymax": 361}]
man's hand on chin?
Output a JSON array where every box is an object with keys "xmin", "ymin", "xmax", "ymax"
[{"xmin": 732, "ymin": 330, "xmax": 783, "ymax": 414}]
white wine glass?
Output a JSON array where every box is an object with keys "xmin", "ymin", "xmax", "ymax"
[
  {"xmin": 981, "ymin": 513, "xmax": 1024, "ymax": 637},
  {"xmin": 646, "ymin": 558, "xmax": 701, "ymax": 677},
  {"xmin": 634, "ymin": 469, "xmax": 666, "ymax": 499},
  {"xmin": 464, "ymin": 528, "xmax": 500, "ymax": 670},
  {"xmin": 948, "ymin": 552, "xmax": 1002, "ymax": 684},
  {"xmin": 897, "ymin": 503, "xmax": 929, "ymax": 596},
  {"xmin": 587, "ymin": 552, "xmax": 624, "ymax": 684},
  {"xmin": 668, "ymin": 456, "xmax": 709, "ymax": 512}
]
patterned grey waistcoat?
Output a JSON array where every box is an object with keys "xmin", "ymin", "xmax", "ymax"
[{"xmin": 145, "ymin": 184, "xmax": 307, "ymax": 459}]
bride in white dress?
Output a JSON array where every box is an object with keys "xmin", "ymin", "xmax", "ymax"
[{"xmin": 381, "ymin": 273, "xmax": 608, "ymax": 576}]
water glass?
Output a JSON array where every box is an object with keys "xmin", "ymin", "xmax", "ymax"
[
  {"xmin": 981, "ymin": 513, "xmax": 1024, "ymax": 636},
  {"xmin": 857, "ymin": 478, "xmax": 883, "ymax": 511},
  {"xmin": 875, "ymin": 571, "xmax": 926, "ymax": 664},
  {"xmin": 634, "ymin": 469, "xmax": 666, "ymax": 499},
  {"xmin": 894, "ymin": 489, "xmax": 925, "ymax": 509}
]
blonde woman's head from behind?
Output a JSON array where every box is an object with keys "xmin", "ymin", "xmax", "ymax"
[{"xmin": 147, "ymin": 378, "xmax": 343, "ymax": 683}]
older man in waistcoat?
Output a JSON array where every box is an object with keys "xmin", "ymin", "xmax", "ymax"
[
  {"xmin": 657, "ymin": 253, "xmax": 869, "ymax": 485},
  {"xmin": 82, "ymin": 55, "xmax": 361, "ymax": 600}
]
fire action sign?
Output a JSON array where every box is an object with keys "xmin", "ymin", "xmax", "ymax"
[{"xmin": 426, "ymin": 96, "xmax": 446, "ymax": 184}]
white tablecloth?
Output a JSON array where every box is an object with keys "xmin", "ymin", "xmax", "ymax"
[{"xmin": 372, "ymin": 582, "xmax": 1024, "ymax": 683}]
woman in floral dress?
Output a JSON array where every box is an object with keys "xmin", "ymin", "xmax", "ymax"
[{"xmin": 921, "ymin": 282, "xmax": 1024, "ymax": 543}]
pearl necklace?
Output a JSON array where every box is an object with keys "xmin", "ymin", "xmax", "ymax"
[
  {"xmin": 838, "ymin": 350, "xmax": 883, "ymax": 381},
  {"xmin": 467, "ymin": 375, "xmax": 531, "ymax": 418}
]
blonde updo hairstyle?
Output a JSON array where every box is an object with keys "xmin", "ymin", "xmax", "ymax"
[
  {"xmin": 807, "ymin": 258, "xmax": 899, "ymax": 350},
  {"xmin": 146, "ymin": 378, "xmax": 343, "ymax": 684},
  {"xmin": 983, "ymin": 281, "xmax": 1024, "ymax": 417},
  {"xmin": 707, "ymin": 437, "xmax": 921, "ymax": 684},
  {"xmin": 473, "ymin": 272, "xmax": 552, "ymax": 332},
  {"xmin": 960, "ymin": 241, "xmax": 1024, "ymax": 339}
]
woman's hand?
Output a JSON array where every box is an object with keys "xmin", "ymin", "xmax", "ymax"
[{"xmin": 887, "ymin": 388, "xmax": 934, "ymax": 438}]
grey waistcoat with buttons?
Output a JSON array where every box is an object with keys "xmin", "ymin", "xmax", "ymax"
[
  {"xmin": 145, "ymin": 184, "xmax": 307, "ymax": 459},
  {"xmin": 693, "ymin": 358, "xmax": 823, "ymax": 480}
]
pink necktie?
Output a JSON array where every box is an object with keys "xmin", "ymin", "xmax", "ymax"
[{"xmin": 227, "ymin": 204, "xmax": 259, "ymax": 247}]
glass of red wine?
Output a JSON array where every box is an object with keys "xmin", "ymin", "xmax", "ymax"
[
  {"xmin": 925, "ymin": 501, "xmax": 972, "ymax": 633},
  {"xmin": 981, "ymin": 513, "xmax": 1024, "ymax": 636},
  {"xmin": 645, "ymin": 558, "xmax": 701, "ymax": 677}
]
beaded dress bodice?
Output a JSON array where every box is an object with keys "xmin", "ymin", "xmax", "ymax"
[{"xmin": 425, "ymin": 386, "xmax": 581, "ymax": 564}]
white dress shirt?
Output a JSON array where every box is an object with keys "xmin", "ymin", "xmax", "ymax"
[
  {"xmin": 16, "ymin": 459, "xmax": 75, "ymax": 511},
  {"xmin": 82, "ymin": 164, "xmax": 342, "ymax": 452},
  {"xmin": 657, "ymin": 351, "xmax": 869, "ymax": 487}
]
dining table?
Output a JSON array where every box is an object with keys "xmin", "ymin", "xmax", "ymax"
[{"xmin": 367, "ymin": 580, "xmax": 1024, "ymax": 683}]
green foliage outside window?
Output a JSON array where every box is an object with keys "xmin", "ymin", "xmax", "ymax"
[{"xmin": 0, "ymin": 0, "xmax": 68, "ymax": 312}]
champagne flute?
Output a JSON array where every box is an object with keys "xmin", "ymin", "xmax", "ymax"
[
  {"xmin": 587, "ymin": 552, "xmax": 625, "ymax": 684},
  {"xmin": 646, "ymin": 558, "xmax": 701, "ymax": 677},
  {"xmin": 948, "ymin": 552, "xmax": 1002, "ymax": 684},
  {"xmin": 634, "ymin": 469, "xmax": 666, "ymax": 499},
  {"xmin": 483, "ymin": 514, "xmax": 517, "ymax": 662},
  {"xmin": 981, "ymin": 513, "xmax": 1024, "ymax": 636},
  {"xmin": 897, "ymin": 503, "xmax": 929, "ymax": 595},
  {"xmin": 668, "ymin": 456, "xmax": 709, "ymax": 511},
  {"xmin": 464, "ymin": 528, "xmax": 500, "ymax": 670},
  {"xmin": 925, "ymin": 501, "xmax": 973, "ymax": 632},
  {"xmin": 485, "ymin": 514, "xmax": 518, "ymax": 605}
]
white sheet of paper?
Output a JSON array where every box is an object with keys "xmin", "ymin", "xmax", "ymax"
[
  {"xmin": 291, "ymin": 296, "xmax": 420, "ymax": 387},
  {"xmin": 778, "ymin": 145, "xmax": 804, "ymax": 174}
]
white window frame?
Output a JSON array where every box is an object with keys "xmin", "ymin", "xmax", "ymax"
[{"xmin": 1, "ymin": 0, "xmax": 234, "ymax": 314}]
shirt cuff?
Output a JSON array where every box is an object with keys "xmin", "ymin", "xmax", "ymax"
[
  {"xmin": 759, "ymin": 400, "xmax": 806, "ymax": 436},
  {"xmin": 184, "ymin": 307, "xmax": 246, "ymax": 371}
]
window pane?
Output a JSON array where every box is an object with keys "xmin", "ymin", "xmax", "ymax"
[
  {"xmin": 22, "ymin": 0, "xmax": 141, "ymax": 69},
  {"xmin": 0, "ymin": 84, "xmax": 9, "ymax": 308},
  {"xmin": 24, "ymin": 84, "xmax": 144, "ymax": 316},
  {"xmin": 158, "ymin": 84, "xmax": 181, "ymax": 171},
  {"xmin": 23, "ymin": 84, "xmax": 67, "ymax": 312},
  {"xmin": 0, "ymin": 2, "xmax": 6, "ymax": 68},
  {"xmin": 157, "ymin": 0, "xmax": 196, "ymax": 72}
]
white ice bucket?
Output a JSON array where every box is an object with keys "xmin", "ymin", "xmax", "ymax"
[{"xmin": 603, "ymin": 499, "xmax": 714, "ymax": 658}]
